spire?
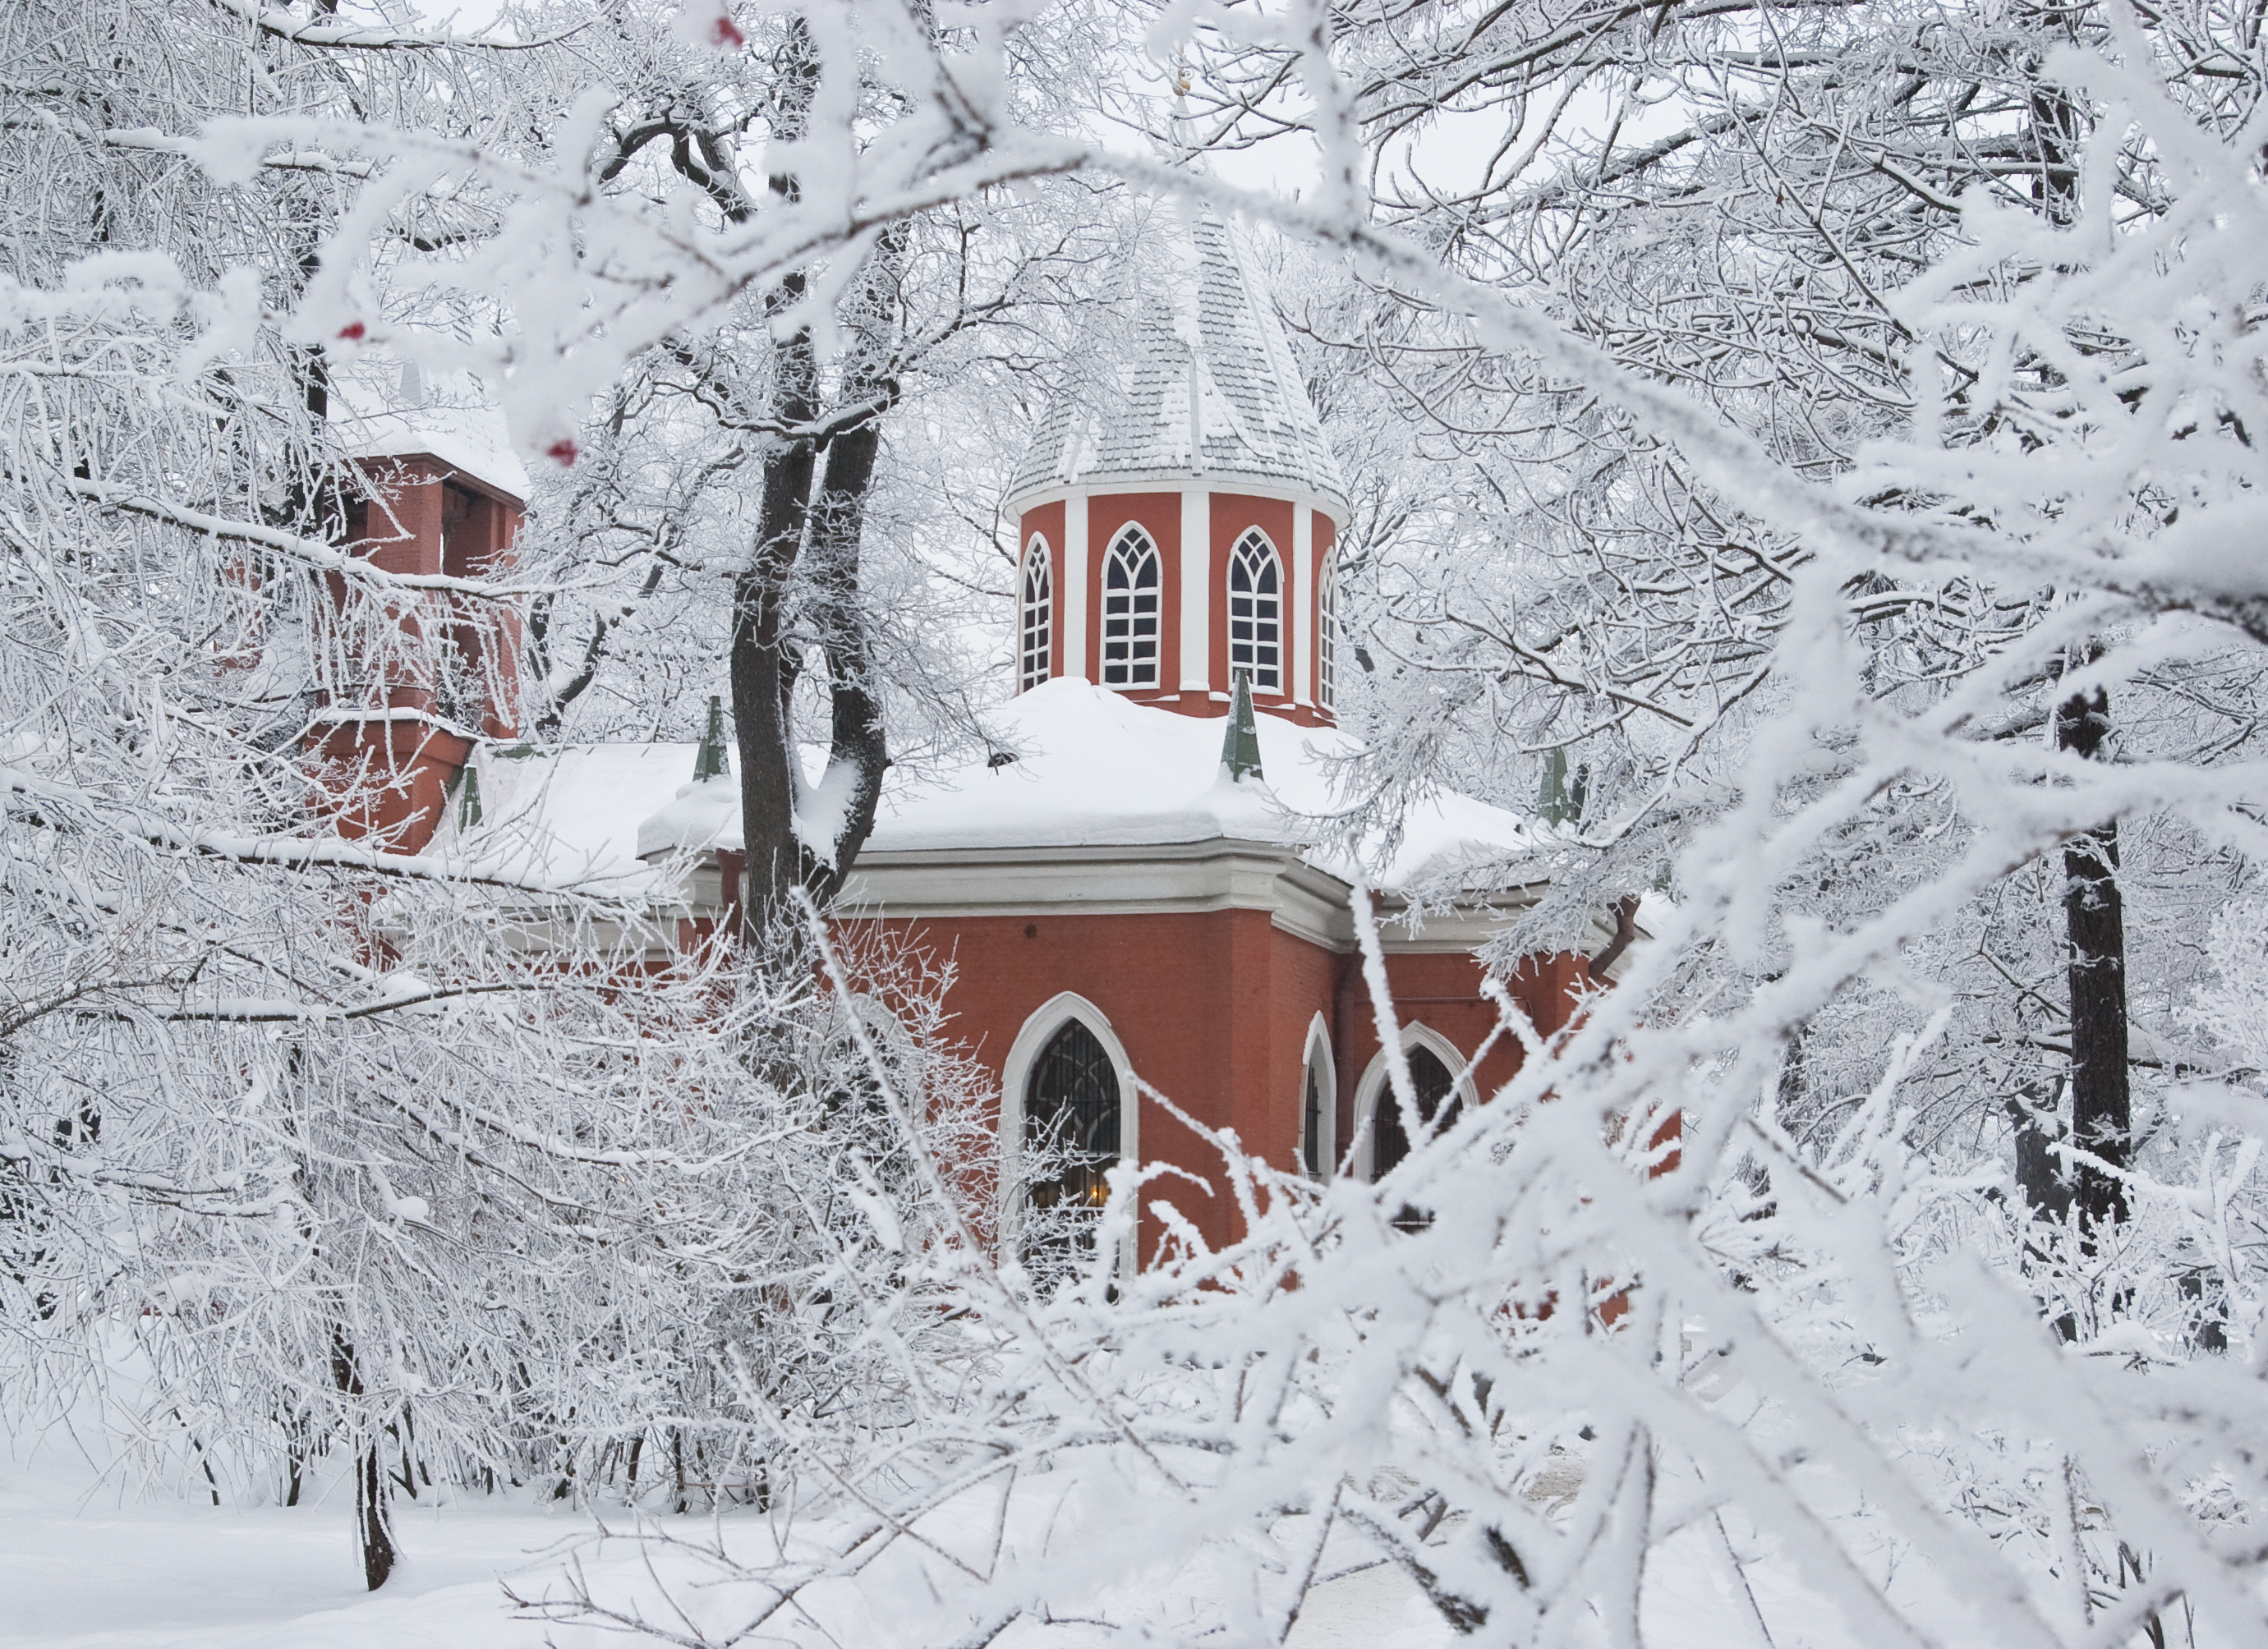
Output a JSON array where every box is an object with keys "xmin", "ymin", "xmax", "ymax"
[
  {"xmin": 1005, "ymin": 212, "xmax": 1347, "ymax": 511},
  {"xmin": 1221, "ymin": 673, "xmax": 1264, "ymax": 783},
  {"xmin": 693, "ymin": 694, "xmax": 729, "ymax": 782}
]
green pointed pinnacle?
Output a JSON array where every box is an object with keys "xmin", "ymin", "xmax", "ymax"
[
  {"xmin": 1221, "ymin": 673, "xmax": 1264, "ymax": 783},
  {"xmin": 456, "ymin": 762, "xmax": 482, "ymax": 828},
  {"xmin": 1538, "ymin": 746, "xmax": 1588, "ymax": 826},
  {"xmin": 693, "ymin": 694, "xmax": 729, "ymax": 782}
]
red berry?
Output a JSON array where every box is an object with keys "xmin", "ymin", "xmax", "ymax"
[
  {"xmin": 711, "ymin": 12, "xmax": 745, "ymax": 47},
  {"xmin": 545, "ymin": 439, "xmax": 579, "ymax": 467},
  {"xmin": 337, "ymin": 321, "xmax": 366, "ymax": 341}
]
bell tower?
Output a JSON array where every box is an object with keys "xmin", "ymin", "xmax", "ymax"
[
  {"xmin": 1006, "ymin": 214, "xmax": 1347, "ymax": 728},
  {"xmin": 304, "ymin": 448, "xmax": 527, "ymax": 854}
]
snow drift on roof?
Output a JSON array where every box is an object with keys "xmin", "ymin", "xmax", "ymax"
[
  {"xmin": 863, "ymin": 681, "xmax": 1536, "ymax": 889},
  {"xmin": 432, "ymin": 742, "xmax": 700, "ymax": 893},
  {"xmin": 434, "ymin": 685, "xmax": 1539, "ymax": 902},
  {"xmin": 331, "ymin": 360, "xmax": 533, "ymax": 500}
]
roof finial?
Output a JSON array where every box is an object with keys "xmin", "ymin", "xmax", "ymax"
[
  {"xmin": 1221, "ymin": 673, "xmax": 1263, "ymax": 783},
  {"xmin": 1171, "ymin": 48, "xmax": 1197, "ymax": 170},
  {"xmin": 693, "ymin": 694, "xmax": 729, "ymax": 782}
]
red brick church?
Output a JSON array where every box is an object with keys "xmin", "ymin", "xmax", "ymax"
[{"xmin": 325, "ymin": 217, "xmax": 1633, "ymax": 1269}]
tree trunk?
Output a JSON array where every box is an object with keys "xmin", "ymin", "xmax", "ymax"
[
  {"xmin": 729, "ymin": 288, "xmax": 898, "ymax": 935},
  {"xmin": 2055, "ymin": 682, "xmax": 2129, "ymax": 1234},
  {"xmin": 797, "ymin": 393, "xmax": 892, "ymax": 908},
  {"xmin": 649, "ymin": 18, "xmax": 898, "ymax": 944},
  {"xmin": 729, "ymin": 281, "xmax": 819, "ymax": 934},
  {"xmin": 331, "ymin": 1329, "xmax": 396, "ymax": 1590}
]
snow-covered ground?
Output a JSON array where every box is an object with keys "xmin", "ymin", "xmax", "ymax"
[
  {"xmin": 1, "ymin": 1455, "xmax": 1875, "ymax": 1649},
  {"xmin": 0, "ymin": 1473, "xmax": 576, "ymax": 1649}
]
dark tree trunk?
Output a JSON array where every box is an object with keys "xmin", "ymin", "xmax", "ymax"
[
  {"xmin": 729, "ymin": 297, "xmax": 898, "ymax": 935},
  {"xmin": 797, "ymin": 394, "xmax": 892, "ymax": 907},
  {"xmin": 637, "ymin": 17, "xmax": 897, "ymax": 943},
  {"xmin": 331, "ymin": 1329, "xmax": 396, "ymax": 1590},
  {"xmin": 2055, "ymin": 682, "xmax": 2129, "ymax": 1234},
  {"xmin": 730, "ymin": 281, "xmax": 820, "ymax": 933},
  {"xmin": 2008, "ymin": 1091, "xmax": 2075, "ymax": 1226}
]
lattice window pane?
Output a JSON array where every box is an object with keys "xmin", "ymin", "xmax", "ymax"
[
  {"xmin": 1101, "ymin": 528, "xmax": 1160, "ymax": 688},
  {"xmin": 1227, "ymin": 530, "xmax": 1281, "ymax": 692},
  {"xmin": 1369, "ymin": 1045, "xmax": 1458, "ymax": 1182},
  {"xmin": 1318, "ymin": 553, "xmax": 1338, "ymax": 712},
  {"xmin": 1019, "ymin": 539, "xmax": 1052, "ymax": 692},
  {"xmin": 1024, "ymin": 1020, "xmax": 1123, "ymax": 1278}
]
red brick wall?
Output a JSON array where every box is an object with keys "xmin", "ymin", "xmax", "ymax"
[
  {"xmin": 1020, "ymin": 490, "xmax": 1339, "ymax": 727},
  {"xmin": 312, "ymin": 454, "xmax": 523, "ymax": 852},
  {"xmin": 849, "ymin": 908, "xmax": 1587, "ymax": 1263}
]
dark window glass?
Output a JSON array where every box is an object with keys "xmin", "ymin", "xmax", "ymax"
[
  {"xmin": 1228, "ymin": 530, "xmax": 1281, "ymax": 691},
  {"xmin": 1019, "ymin": 541, "xmax": 1052, "ymax": 692},
  {"xmin": 1302, "ymin": 1059, "xmax": 1326, "ymax": 1178},
  {"xmin": 1024, "ymin": 1020, "xmax": 1121, "ymax": 1275},
  {"xmin": 1369, "ymin": 1045, "xmax": 1458, "ymax": 1182}
]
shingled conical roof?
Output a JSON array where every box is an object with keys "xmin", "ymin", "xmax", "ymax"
[{"xmin": 1009, "ymin": 212, "xmax": 1347, "ymax": 510}]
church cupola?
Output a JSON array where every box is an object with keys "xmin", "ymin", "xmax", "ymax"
[{"xmin": 1006, "ymin": 213, "xmax": 1347, "ymax": 727}]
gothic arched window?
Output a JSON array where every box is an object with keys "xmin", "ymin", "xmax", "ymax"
[
  {"xmin": 1227, "ymin": 529, "xmax": 1281, "ymax": 692},
  {"xmin": 1302, "ymin": 1060, "xmax": 1327, "ymax": 1179},
  {"xmin": 1101, "ymin": 527, "xmax": 1161, "ymax": 688},
  {"xmin": 1019, "ymin": 536, "xmax": 1052, "ymax": 693},
  {"xmin": 1369, "ymin": 1045, "xmax": 1459, "ymax": 1183},
  {"xmin": 1318, "ymin": 551, "xmax": 1339, "ymax": 711},
  {"xmin": 1024, "ymin": 1019, "xmax": 1123, "ymax": 1273}
]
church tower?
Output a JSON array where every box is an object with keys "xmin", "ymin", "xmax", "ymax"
[{"xmin": 1006, "ymin": 215, "xmax": 1346, "ymax": 727}]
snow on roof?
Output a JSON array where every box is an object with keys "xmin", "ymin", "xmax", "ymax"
[
  {"xmin": 629, "ymin": 680, "xmax": 1538, "ymax": 894},
  {"xmin": 1009, "ymin": 214, "xmax": 1348, "ymax": 510},
  {"xmin": 872, "ymin": 681, "xmax": 1538, "ymax": 888},
  {"xmin": 432, "ymin": 742, "xmax": 702, "ymax": 894},
  {"xmin": 427, "ymin": 684, "xmax": 1539, "ymax": 904},
  {"xmin": 331, "ymin": 361, "xmax": 532, "ymax": 501}
]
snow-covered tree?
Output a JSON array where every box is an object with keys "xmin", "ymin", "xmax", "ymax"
[
  {"xmin": 15, "ymin": 0, "xmax": 2268, "ymax": 1640},
  {"xmin": 0, "ymin": 0, "xmax": 1004, "ymax": 1589}
]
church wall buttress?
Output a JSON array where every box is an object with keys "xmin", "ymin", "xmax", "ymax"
[
  {"xmin": 1179, "ymin": 489, "xmax": 1209, "ymax": 700},
  {"xmin": 1290, "ymin": 503, "xmax": 1313, "ymax": 709}
]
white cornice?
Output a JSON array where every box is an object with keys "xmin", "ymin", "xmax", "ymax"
[
  {"xmin": 1007, "ymin": 478, "xmax": 1348, "ymax": 533},
  {"xmin": 831, "ymin": 839, "xmax": 1538, "ymax": 956}
]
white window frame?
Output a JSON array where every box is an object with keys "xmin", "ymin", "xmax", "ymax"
[
  {"xmin": 1018, "ymin": 534, "xmax": 1053, "ymax": 692},
  {"xmin": 1346, "ymin": 1022, "xmax": 1480, "ymax": 1183},
  {"xmin": 1298, "ymin": 1011, "xmax": 1336, "ymax": 1181},
  {"xmin": 1318, "ymin": 549, "xmax": 1339, "ymax": 712},
  {"xmin": 998, "ymin": 991, "xmax": 1139, "ymax": 1270},
  {"xmin": 1226, "ymin": 527, "xmax": 1284, "ymax": 693},
  {"xmin": 1100, "ymin": 525, "xmax": 1162, "ymax": 690}
]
